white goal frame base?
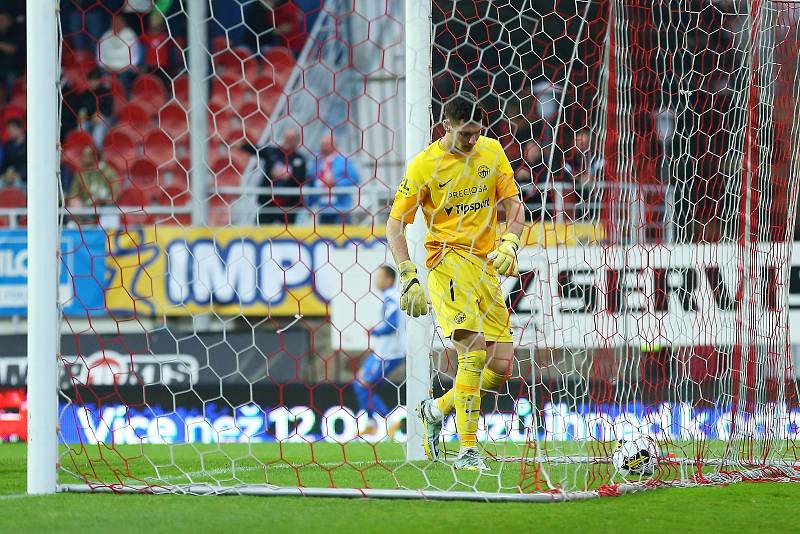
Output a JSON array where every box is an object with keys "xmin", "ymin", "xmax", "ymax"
[{"xmin": 57, "ymin": 458, "xmax": 800, "ymax": 502}]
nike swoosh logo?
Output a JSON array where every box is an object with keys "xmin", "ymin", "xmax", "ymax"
[{"xmin": 438, "ymin": 179, "xmax": 453, "ymax": 188}]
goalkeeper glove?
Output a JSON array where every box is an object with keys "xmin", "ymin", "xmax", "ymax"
[
  {"xmin": 488, "ymin": 233, "xmax": 521, "ymax": 276},
  {"xmin": 398, "ymin": 260, "xmax": 428, "ymax": 317}
]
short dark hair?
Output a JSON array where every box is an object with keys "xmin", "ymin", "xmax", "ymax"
[
  {"xmin": 6, "ymin": 118, "xmax": 23, "ymax": 129},
  {"xmin": 443, "ymin": 92, "xmax": 484, "ymax": 124},
  {"xmin": 379, "ymin": 264, "xmax": 396, "ymax": 283}
]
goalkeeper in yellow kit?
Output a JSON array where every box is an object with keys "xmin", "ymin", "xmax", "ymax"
[{"xmin": 386, "ymin": 92, "xmax": 525, "ymax": 470}]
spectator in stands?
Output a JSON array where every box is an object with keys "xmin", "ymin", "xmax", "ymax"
[
  {"xmin": 98, "ymin": 13, "xmax": 142, "ymax": 95},
  {"xmin": 516, "ymin": 140, "xmax": 572, "ymax": 221},
  {"xmin": 311, "ymin": 133, "xmax": 360, "ymax": 225},
  {"xmin": 571, "ymin": 128, "xmax": 601, "ymax": 220},
  {"xmin": 140, "ymin": 11, "xmax": 177, "ymax": 79},
  {"xmin": 61, "ymin": 68, "xmax": 114, "ymax": 148},
  {"xmin": 67, "ymin": 146, "xmax": 120, "ymax": 212},
  {"xmin": 245, "ymin": 127, "xmax": 308, "ymax": 225},
  {"xmin": 61, "ymin": 1, "xmax": 113, "ymax": 53},
  {"xmin": 0, "ymin": 118, "xmax": 26, "ymax": 180},
  {"xmin": 242, "ymin": 0, "xmax": 304, "ymax": 55},
  {"xmin": 0, "ymin": 8, "xmax": 24, "ymax": 92},
  {"xmin": 0, "ymin": 166, "xmax": 22, "ymax": 190}
]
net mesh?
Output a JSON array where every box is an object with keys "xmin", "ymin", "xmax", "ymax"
[{"xmin": 46, "ymin": 0, "xmax": 800, "ymax": 498}]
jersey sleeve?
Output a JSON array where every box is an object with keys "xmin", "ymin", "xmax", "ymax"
[
  {"xmin": 494, "ymin": 141, "xmax": 520, "ymax": 202},
  {"xmin": 389, "ymin": 156, "xmax": 428, "ymax": 223}
]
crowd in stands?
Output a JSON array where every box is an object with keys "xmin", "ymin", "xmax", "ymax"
[
  {"xmin": 4, "ymin": 2, "xmax": 796, "ymax": 244},
  {"xmin": 0, "ymin": 1, "xmax": 369, "ymax": 229}
]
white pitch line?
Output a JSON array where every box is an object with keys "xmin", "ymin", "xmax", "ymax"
[{"xmin": 0, "ymin": 493, "xmax": 31, "ymax": 501}]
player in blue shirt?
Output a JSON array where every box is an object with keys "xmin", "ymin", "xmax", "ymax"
[{"xmin": 353, "ymin": 265, "xmax": 405, "ymax": 438}]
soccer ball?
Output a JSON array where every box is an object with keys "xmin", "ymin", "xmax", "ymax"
[{"xmin": 612, "ymin": 434, "xmax": 660, "ymax": 478}]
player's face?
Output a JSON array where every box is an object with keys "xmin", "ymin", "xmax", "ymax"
[{"xmin": 446, "ymin": 120, "xmax": 483, "ymax": 153}]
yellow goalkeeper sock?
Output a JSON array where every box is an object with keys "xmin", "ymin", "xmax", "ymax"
[
  {"xmin": 481, "ymin": 367, "xmax": 509, "ymax": 392},
  {"xmin": 454, "ymin": 349, "xmax": 486, "ymax": 449},
  {"xmin": 436, "ymin": 366, "xmax": 508, "ymax": 416},
  {"xmin": 435, "ymin": 389, "xmax": 455, "ymax": 417}
]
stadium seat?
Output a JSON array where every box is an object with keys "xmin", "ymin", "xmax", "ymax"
[
  {"xmin": 252, "ymin": 73, "xmax": 277, "ymax": 92},
  {"xmin": 131, "ymin": 74, "xmax": 168, "ymax": 113},
  {"xmin": 239, "ymin": 102, "xmax": 269, "ymax": 143},
  {"xmin": 210, "ymin": 109, "xmax": 245, "ymax": 141},
  {"xmin": 62, "ymin": 130, "xmax": 95, "ymax": 168},
  {"xmin": 210, "ymin": 166, "xmax": 241, "ymax": 190},
  {"xmin": 213, "ymin": 48, "xmax": 242, "ymax": 74},
  {"xmin": 158, "ymin": 103, "xmax": 189, "ymax": 138},
  {"xmin": 143, "ymin": 129, "xmax": 175, "ymax": 166},
  {"xmin": 103, "ymin": 153, "xmax": 129, "ymax": 177},
  {"xmin": 258, "ymin": 86, "xmax": 283, "ymax": 116},
  {"xmin": 263, "ymin": 47, "xmax": 296, "ymax": 72},
  {"xmin": 230, "ymin": 148, "xmax": 252, "ymax": 173},
  {"xmin": 116, "ymin": 102, "xmax": 152, "ymax": 132},
  {"xmin": 129, "ymin": 158, "xmax": 159, "ymax": 194},
  {"xmin": 64, "ymin": 130, "xmax": 94, "ymax": 151},
  {"xmin": 158, "ymin": 163, "xmax": 189, "ymax": 191},
  {"xmin": 171, "ymin": 75, "xmax": 189, "ymax": 104},
  {"xmin": 103, "ymin": 128, "xmax": 140, "ymax": 161},
  {"xmin": 158, "ymin": 184, "xmax": 191, "ymax": 225},
  {"xmin": 0, "ymin": 187, "xmax": 27, "ymax": 228},
  {"xmin": 243, "ymin": 55, "xmax": 261, "ymax": 80},
  {"xmin": 108, "ymin": 75, "xmax": 129, "ymax": 114},
  {"xmin": 211, "ymin": 35, "xmax": 229, "ymax": 53},
  {"xmin": 116, "ymin": 186, "xmax": 152, "ymax": 226}
]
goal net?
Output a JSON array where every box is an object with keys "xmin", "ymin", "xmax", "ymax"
[{"xmin": 32, "ymin": 0, "xmax": 800, "ymax": 499}]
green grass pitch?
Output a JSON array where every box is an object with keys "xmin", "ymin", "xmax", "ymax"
[{"xmin": 1, "ymin": 442, "xmax": 799, "ymax": 533}]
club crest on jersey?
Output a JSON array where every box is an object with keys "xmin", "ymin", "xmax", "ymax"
[
  {"xmin": 454, "ymin": 312, "xmax": 466, "ymax": 324},
  {"xmin": 478, "ymin": 165, "xmax": 490, "ymax": 179}
]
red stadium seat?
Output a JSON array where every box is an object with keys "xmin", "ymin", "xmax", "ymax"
[
  {"xmin": 64, "ymin": 130, "xmax": 94, "ymax": 151},
  {"xmin": 157, "ymin": 163, "xmax": 189, "ymax": 191},
  {"xmin": 212, "ymin": 35, "xmax": 229, "ymax": 53},
  {"xmin": 210, "ymin": 109, "xmax": 245, "ymax": 141},
  {"xmin": 158, "ymin": 103, "xmax": 189, "ymax": 138},
  {"xmin": 158, "ymin": 185, "xmax": 191, "ymax": 225},
  {"xmin": 263, "ymin": 47, "xmax": 295, "ymax": 72},
  {"xmin": 108, "ymin": 75, "xmax": 129, "ymax": 114},
  {"xmin": 252, "ymin": 73, "xmax": 277, "ymax": 92},
  {"xmin": 104, "ymin": 153, "xmax": 129, "ymax": 177},
  {"xmin": 257, "ymin": 85, "xmax": 282, "ymax": 116},
  {"xmin": 239, "ymin": 102, "xmax": 269, "ymax": 142},
  {"xmin": 172, "ymin": 75, "xmax": 189, "ymax": 104},
  {"xmin": 143, "ymin": 129, "xmax": 175, "ymax": 166},
  {"xmin": 104, "ymin": 128, "xmax": 140, "ymax": 161},
  {"xmin": 117, "ymin": 102, "xmax": 152, "ymax": 132},
  {"xmin": 62, "ymin": 130, "xmax": 95, "ymax": 168},
  {"xmin": 230, "ymin": 148, "xmax": 252, "ymax": 173},
  {"xmin": 116, "ymin": 187, "xmax": 152, "ymax": 226},
  {"xmin": 131, "ymin": 74, "xmax": 167, "ymax": 113},
  {"xmin": 210, "ymin": 166, "xmax": 241, "ymax": 190},
  {"xmin": 0, "ymin": 187, "xmax": 27, "ymax": 228},
  {"xmin": 129, "ymin": 158, "xmax": 159, "ymax": 193}
]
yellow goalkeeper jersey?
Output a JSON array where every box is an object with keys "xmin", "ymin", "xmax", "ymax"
[{"xmin": 389, "ymin": 135, "xmax": 520, "ymax": 268}]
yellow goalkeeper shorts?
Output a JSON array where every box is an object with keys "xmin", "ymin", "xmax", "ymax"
[{"xmin": 427, "ymin": 251, "xmax": 513, "ymax": 343}]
